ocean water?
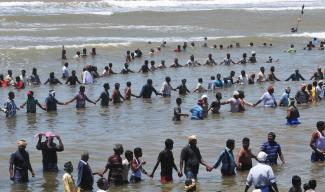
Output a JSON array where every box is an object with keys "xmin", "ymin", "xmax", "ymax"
[{"xmin": 0, "ymin": 0, "xmax": 325, "ymax": 191}]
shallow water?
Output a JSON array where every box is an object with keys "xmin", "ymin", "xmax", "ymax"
[{"xmin": 0, "ymin": 1, "xmax": 325, "ymax": 191}]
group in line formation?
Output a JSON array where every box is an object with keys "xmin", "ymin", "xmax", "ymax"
[{"xmin": 10, "ymin": 121, "xmax": 325, "ymax": 192}]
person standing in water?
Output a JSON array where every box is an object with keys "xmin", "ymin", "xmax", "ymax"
[
  {"xmin": 310, "ymin": 121, "xmax": 325, "ymax": 162},
  {"xmin": 62, "ymin": 161, "xmax": 76, "ymax": 192},
  {"xmin": 150, "ymin": 139, "xmax": 182, "ymax": 184},
  {"xmin": 20, "ymin": 91, "xmax": 46, "ymax": 113},
  {"xmin": 286, "ymin": 98, "xmax": 301, "ymax": 125},
  {"xmin": 236, "ymin": 137, "xmax": 257, "ymax": 171},
  {"xmin": 65, "ymin": 70, "xmax": 81, "ymax": 85},
  {"xmin": 2, "ymin": 91, "xmax": 19, "ymax": 118},
  {"xmin": 173, "ymin": 98, "xmax": 189, "ymax": 121},
  {"xmin": 111, "ymin": 83, "xmax": 125, "ymax": 104},
  {"xmin": 45, "ymin": 90, "xmax": 65, "ymax": 112},
  {"xmin": 9, "ymin": 140, "xmax": 35, "ymax": 183},
  {"xmin": 36, "ymin": 132, "xmax": 64, "ymax": 172},
  {"xmin": 95, "ymin": 83, "xmax": 110, "ymax": 107},
  {"xmin": 65, "ymin": 85, "xmax": 96, "ymax": 108},
  {"xmin": 137, "ymin": 79, "xmax": 162, "ymax": 98},
  {"xmin": 209, "ymin": 92, "xmax": 222, "ymax": 114},
  {"xmin": 261, "ymin": 132, "xmax": 285, "ymax": 165},
  {"xmin": 160, "ymin": 76, "xmax": 176, "ymax": 97},
  {"xmin": 176, "ymin": 79, "xmax": 190, "ymax": 95}
]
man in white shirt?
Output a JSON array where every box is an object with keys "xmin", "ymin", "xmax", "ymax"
[
  {"xmin": 245, "ymin": 151, "xmax": 279, "ymax": 192},
  {"xmin": 257, "ymin": 67, "xmax": 266, "ymax": 83},
  {"xmin": 238, "ymin": 70, "xmax": 248, "ymax": 85},
  {"xmin": 316, "ymin": 81, "xmax": 324, "ymax": 100},
  {"xmin": 254, "ymin": 86, "xmax": 277, "ymax": 107},
  {"xmin": 62, "ymin": 63, "xmax": 69, "ymax": 79},
  {"xmin": 82, "ymin": 68, "xmax": 93, "ymax": 84}
]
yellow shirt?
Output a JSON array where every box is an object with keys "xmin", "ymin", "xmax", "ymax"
[{"xmin": 63, "ymin": 172, "xmax": 75, "ymax": 192}]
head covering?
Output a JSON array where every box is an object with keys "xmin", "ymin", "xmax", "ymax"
[
  {"xmin": 49, "ymin": 90, "xmax": 55, "ymax": 97},
  {"xmin": 318, "ymin": 80, "xmax": 323, "ymax": 84},
  {"xmin": 233, "ymin": 91, "xmax": 239, "ymax": 96},
  {"xmin": 17, "ymin": 139, "xmax": 27, "ymax": 147},
  {"xmin": 201, "ymin": 95, "xmax": 208, "ymax": 100},
  {"xmin": 251, "ymin": 51, "xmax": 256, "ymax": 54},
  {"xmin": 188, "ymin": 135, "xmax": 197, "ymax": 142},
  {"xmin": 252, "ymin": 190, "xmax": 262, "ymax": 192},
  {"xmin": 27, "ymin": 90, "xmax": 33, "ymax": 96},
  {"xmin": 301, "ymin": 83, "xmax": 306, "ymax": 88},
  {"xmin": 257, "ymin": 151, "xmax": 268, "ymax": 162}
]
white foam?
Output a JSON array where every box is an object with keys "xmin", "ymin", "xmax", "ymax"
[{"xmin": 261, "ymin": 32, "xmax": 325, "ymax": 39}]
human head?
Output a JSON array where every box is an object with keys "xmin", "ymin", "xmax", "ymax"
[
  {"xmin": 49, "ymin": 90, "xmax": 55, "ymax": 97},
  {"xmin": 291, "ymin": 175, "xmax": 301, "ymax": 188},
  {"xmin": 270, "ymin": 66, "xmax": 275, "ymax": 72},
  {"xmin": 226, "ymin": 53, "xmax": 230, "ymax": 59},
  {"xmin": 260, "ymin": 67, "xmax": 265, "ymax": 73},
  {"xmin": 210, "ymin": 76, "xmax": 215, "ymax": 80},
  {"xmin": 295, "ymin": 69, "xmax": 299, "ymax": 74},
  {"xmin": 8, "ymin": 70, "xmax": 12, "ymax": 76},
  {"xmin": 165, "ymin": 76, "xmax": 171, "ymax": 83},
  {"xmin": 64, "ymin": 62, "xmax": 68, "ymax": 67},
  {"xmin": 8, "ymin": 91, "xmax": 15, "ymax": 100},
  {"xmin": 50, "ymin": 72, "xmax": 55, "ymax": 78},
  {"xmin": 114, "ymin": 83, "xmax": 120, "ymax": 89},
  {"xmin": 188, "ymin": 135, "xmax": 197, "ymax": 146},
  {"xmin": 17, "ymin": 139, "xmax": 27, "ymax": 150},
  {"xmin": 147, "ymin": 79, "xmax": 153, "ymax": 86},
  {"xmin": 243, "ymin": 53, "xmax": 247, "ymax": 58},
  {"xmin": 150, "ymin": 60, "xmax": 155, "ymax": 66},
  {"xmin": 268, "ymin": 132, "xmax": 276, "ymax": 142},
  {"xmin": 230, "ymin": 71, "xmax": 235, "ymax": 77},
  {"xmin": 125, "ymin": 150, "xmax": 133, "ymax": 162},
  {"xmin": 21, "ymin": 69, "xmax": 26, "ymax": 76},
  {"xmin": 108, "ymin": 63, "xmax": 113, "ymax": 68},
  {"xmin": 316, "ymin": 121, "xmax": 325, "ymax": 131},
  {"xmin": 242, "ymin": 137, "xmax": 249, "ymax": 149},
  {"xmin": 301, "ymin": 83, "xmax": 306, "ymax": 91},
  {"xmin": 181, "ymin": 79, "xmax": 186, "ymax": 85},
  {"xmin": 82, "ymin": 48, "xmax": 87, "ymax": 55},
  {"xmin": 208, "ymin": 53, "xmax": 212, "ymax": 59},
  {"xmin": 97, "ymin": 178, "xmax": 109, "ymax": 190},
  {"xmin": 79, "ymin": 85, "xmax": 85, "ymax": 93},
  {"xmin": 308, "ymin": 179, "xmax": 316, "ymax": 189},
  {"xmin": 241, "ymin": 70, "xmax": 245, "ymax": 76},
  {"xmin": 161, "ymin": 60, "xmax": 165, "ymax": 65},
  {"xmin": 233, "ymin": 91, "xmax": 239, "ymax": 99},
  {"xmin": 176, "ymin": 97, "xmax": 182, "ymax": 105},
  {"xmin": 215, "ymin": 92, "xmax": 222, "ymax": 100},
  {"xmin": 198, "ymin": 78, "xmax": 203, "ymax": 83},
  {"xmin": 113, "ymin": 144, "xmax": 124, "ymax": 155},
  {"xmin": 103, "ymin": 83, "xmax": 110, "ymax": 90},
  {"xmin": 216, "ymin": 74, "xmax": 221, "ymax": 79},
  {"xmin": 257, "ymin": 151, "xmax": 268, "ymax": 162},
  {"xmin": 27, "ymin": 90, "xmax": 34, "ymax": 99},
  {"xmin": 285, "ymin": 87, "xmax": 291, "ymax": 94},
  {"xmin": 190, "ymin": 55, "xmax": 194, "ymax": 61},
  {"xmin": 15, "ymin": 76, "xmax": 21, "ymax": 82},
  {"xmin": 226, "ymin": 139, "xmax": 235, "ymax": 150},
  {"xmin": 165, "ymin": 138, "xmax": 174, "ymax": 150},
  {"xmin": 238, "ymin": 90, "xmax": 245, "ymax": 99},
  {"xmin": 291, "ymin": 44, "xmax": 294, "ymax": 48},
  {"xmin": 126, "ymin": 81, "xmax": 131, "ymax": 87},
  {"xmin": 134, "ymin": 147, "xmax": 142, "ymax": 158},
  {"xmin": 32, "ymin": 68, "xmax": 37, "ymax": 75},
  {"xmin": 267, "ymin": 85, "xmax": 274, "ymax": 94},
  {"xmin": 81, "ymin": 151, "xmax": 89, "ymax": 162},
  {"xmin": 71, "ymin": 70, "xmax": 76, "ymax": 76},
  {"xmin": 289, "ymin": 98, "xmax": 295, "ymax": 106},
  {"xmin": 64, "ymin": 161, "xmax": 73, "ymax": 173},
  {"xmin": 144, "ymin": 60, "xmax": 149, "ymax": 65}
]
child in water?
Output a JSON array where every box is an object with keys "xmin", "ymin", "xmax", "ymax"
[
  {"xmin": 173, "ymin": 98, "xmax": 189, "ymax": 121},
  {"xmin": 130, "ymin": 147, "xmax": 149, "ymax": 183}
]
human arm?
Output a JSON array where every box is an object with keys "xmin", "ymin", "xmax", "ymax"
[
  {"xmin": 64, "ymin": 96, "xmax": 76, "ymax": 105},
  {"xmin": 299, "ymin": 74, "xmax": 305, "ymax": 81},
  {"xmin": 84, "ymin": 95, "xmax": 96, "ymax": 105},
  {"xmin": 212, "ymin": 151, "xmax": 224, "ymax": 170},
  {"xmin": 309, "ymin": 132, "xmax": 323, "ymax": 153},
  {"xmin": 36, "ymin": 135, "xmax": 42, "ymax": 150},
  {"xmin": 285, "ymin": 75, "xmax": 292, "ymax": 81},
  {"xmin": 55, "ymin": 136, "xmax": 64, "ymax": 151},
  {"xmin": 26, "ymin": 153, "xmax": 35, "ymax": 177},
  {"xmin": 44, "ymin": 79, "xmax": 49, "ymax": 85},
  {"xmin": 236, "ymin": 149, "xmax": 243, "ymax": 169},
  {"xmin": 152, "ymin": 87, "xmax": 162, "ymax": 96},
  {"xmin": 20, "ymin": 101, "xmax": 27, "ymax": 109},
  {"xmin": 149, "ymin": 158, "xmax": 160, "ymax": 178},
  {"xmin": 37, "ymin": 100, "xmax": 46, "ymax": 111},
  {"xmin": 9, "ymin": 154, "xmax": 14, "ymax": 180},
  {"xmin": 278, "ymin": 147, "xmax": 285, "ymax": 164}
]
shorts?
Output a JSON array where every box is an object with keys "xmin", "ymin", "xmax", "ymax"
[
  {"xmin": 160, "ymin": 175, "xmax": 173, "ymax": 184},
  {"xmin": 287, "ymin": 118, "xmax": 301, "ymax": 125},
  {"xmin": 311, "ymin": 152, "xmax": 325, "ymax": 162}
]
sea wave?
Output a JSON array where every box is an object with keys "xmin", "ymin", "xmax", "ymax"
[{"xmin": 0, "ymin": 0, "xmax": 323, "ymax": 16}]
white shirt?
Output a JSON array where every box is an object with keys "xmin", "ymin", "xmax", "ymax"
[
  {"xmin": 260, "ymin": 92, "xmax": 276, "ymax": 107},
  {"xmin": 62, "ymin": 66, "xmax": 69, "ymax": 78},
  {"xmin": 227, "ymin": 98, "xmax": 240, "ymax": 112},
  {"xmin": 246, "ymin": 163, "xmax": 276, "ymax": 188},
  {"xmin": 257, "ymin": 71, "xmax": 266, "ymax": 82},
  {"xmin": 161, "ymin": 82, "xmax": 173, "ymax": 96},
  {"xmin": 238, "ymin": 75, "xmax": 248, "ymax": 85},
  {"xmin": 196, "ymin": 83, "xmax": 205, "ymax": 93},
  {"xmin": 82, "ymin": 71, "xmax": 93, "ymax": 84},
  {"xmin": 316, "ymin": 85, "xmax": 324, "ymax": 99},
  {"xmin": 122, "ymin": 159, "xmax": 130, "ymax": 181}
]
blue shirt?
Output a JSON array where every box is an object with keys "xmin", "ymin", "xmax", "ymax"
[
  {"xmin": 213, "ymin": 148, "xmax": 236, "ymax": 175},
  {"xmin": 261, "ymin": 141, "xmax": 281, "ymax": 165},
  {"xmin": 214, "ymin": 79, "xmax": 223, "ymax": 88},
  {"xmin": 190, "ymin": 105, "xmax": 203, "ymax": 120},
  {"xmin": 279, "ymin": 92, "xmax": 289, "ymax": 107}
]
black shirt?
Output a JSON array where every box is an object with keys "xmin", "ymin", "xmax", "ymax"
[
  {"xmin": 158, "ymin": 150, "xmax": 175, "ymax": 176},
  {"xmin": 177, "ymin": 84, "xmax": 189, "ymax": 95},
  {"xmin": 139, "ymin": 84, "xmax": 159, "ymax": 98},
  {"xmin": 100, "ymin": 91, "xmax": 109, "ymax": 106},
  {"xmin": 66, "ymin": 76, "xmax": 80, "ymax": 85},
  {"xmin": 180, "ymin": 145, "xmax": 202, "ymax": 174},
  {"xmin": 36, "ymin": 141, "xmax": 63, "ymax": 170},
  {"xmin": 45, "ymin": 96, "xmax": 58, "ymax": 111},
  {"xmin": 10, "ymin": 150, "xmax": 32, "ymax": 182},
  {"xmin": 141, "ymin": 65, "xmax": 149, "ymax": 73}
]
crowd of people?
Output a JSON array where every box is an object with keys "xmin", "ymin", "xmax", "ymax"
[
  {"xmin": 11, "ymin": 122, "xmax": 325, "ymax": 192},
  {"xmin": 3, "ymin": 38, "xmax": 325, "ymax": 192}
]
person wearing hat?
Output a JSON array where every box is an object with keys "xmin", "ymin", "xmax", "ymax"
[
  {"xmin": 180, "ymin": 135, "xmax": 212, "ymax": 180},
  {"xmin": 62, "ymin": 161, "xmax": 76, "ymax": 192},
  {"xmin": 261, "ymin": 132, "xmax": 285, "ymax": 165},
  {"xmin": 244, "ymin": 151, "xmax": 279, "ymax": 192},
  {"xmin": 45, "ymin": 90, "xmax": 65, "ymax": 112},
  {"xmin": 310, "ymin": 121, "xmax": 325, "ymax": 162},
  {"xmin": 254, "ymin": 86, "xmax": 277, "ymax": 108},
  {"xmin": 279, "ymin": 87, "xmax": 291, "ymax": 107},
  {"xmin": 100, "ymin": 144, "xmax": 124, "ymax": 185},
  {"xmin": 9, "ymin": 139, "xmax": 35, "ymax": 183},
  {"xmin": 190, "ymin": 100, "xmax": 204, "ymax": 120},
  {"xmin": 285, "ymin": 69, "xmax": 305, "ymax": 81},
  {"xmin": 36, "ymin": 131, "xmax": 64, "ymax": 172},
  {"xmin": 295, "ymin": 84, "xmax": 310, "ymax": 104},
  {"xmin": 221, "ymin": 91, "xmax": 242, "ymax": 112},
  {"xmin": 20, "ymin": 90, "xmax": 46, "ymax": 113}
]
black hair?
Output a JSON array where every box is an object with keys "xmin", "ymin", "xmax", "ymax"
[
  {"xmin": 316, "ymin": 121, "xmax": 324, "ymax": 129},
  {"xmin": 291, "ymin": 175, "xmax": 301, "ymax": 187},
  {"xmin": 242, "ymin": 137, "xmax": 249, "ymax": 143},
  {"xmin": 308, "ymin": 179, "xmax": 316, "ymax": 189},
  {"xmin": 165, "ymin": 138, "xmax": 174, "ymax": 149},
  {"xmin": 134, "ymin": 147, "xmax": 142, "ymax": 156},
  {"xmin": 226, "ymin": 139, "xmax": 235, "ymax": 148}
]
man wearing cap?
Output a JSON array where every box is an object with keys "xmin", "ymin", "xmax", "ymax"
[
  {"xmin": 244, "ymin": 152, "xmax": 279, "ymax": 192},
  {"xmin": 62, "ymin": 161, "xmax": 76, "ymax": 192},
  {"xmin": 279, "ymin": 87, "xmax": 291, "ymax": 107},
  {"xmin": 9, "ymin": 140, "xmax": 35, "ymax": 183},
  {"xmin": 221, "ymin": 91, "xmax": 242, "ymax": 112},
  {"xmin": 310, "ymin": 121, "xmax": 325, "ymax": 162},
  {"xmin": 295, "ymin": 84, "xmax": 310, "ymax": 104},
  {"xmin": 261, "ymin": 132, "xmax": 285, "ymax": 165},
  {"xmin": 36, "ymin": 132, "xmax": 64, "ymax": 172},
  {"xmin": 180, "ymin": 135, "xmax": 212, "ymax": 180},
  {"xmin": 45, "ymin": 90, "xmax": 65, "ymax": 112},
  {"xmin": 254, "ymin": 86, "xmax": 277, "ymax": 108}
]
